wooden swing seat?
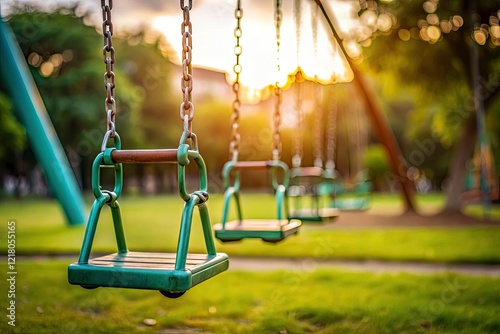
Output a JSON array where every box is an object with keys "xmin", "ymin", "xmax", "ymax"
[
  {"xmin": 213, "ymin": 219, "xmax": 301, "ymax": 243},
  {"xmin": 69, "ymin": 251, "xmax": 229, "ymax": 292}
]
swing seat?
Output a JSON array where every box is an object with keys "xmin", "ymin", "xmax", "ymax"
[
  {"xmin": 68, "ymin": 251, "xmax": 228, "ymax": 292},
  {"xmin": 214, "ymin": 160, "xmax": 302, "ymax": 243},
  {"xmin": 288, "ymin": 167, "xmax": 339, "ymax": 222},
  {"xmin": 213, "ymin": 219, "xmax": 301, "ymax": 243},
  {"xmin": 289, "ymin": 208, "xmax": 339, "ymax": 222},
  {"xmin": 69, "ymin": 147, "xmax": 228, "ymax": 298}
]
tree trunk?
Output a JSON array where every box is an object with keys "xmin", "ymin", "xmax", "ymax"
[
  {"xmin": 443, "ymin": 115, "xmax": 476, "ymax": 211},
  {"xmin": 316, "ymin": 0, "xmax": 416, "ymax": 212}
]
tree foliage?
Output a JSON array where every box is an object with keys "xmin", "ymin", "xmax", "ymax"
[{"xmin": 348, "ymin": 0, "xmax": 500, "ymax": 190}]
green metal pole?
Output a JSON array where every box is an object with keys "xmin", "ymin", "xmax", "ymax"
[{"xmin": 0, "ymin": 21, "xmax": 86, "ymax": 225}]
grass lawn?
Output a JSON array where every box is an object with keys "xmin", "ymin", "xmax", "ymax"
[
  {"xmin": 0, "ymin": 194, "xmax": 499, "ymax": 263},
  {"xmin": 0, "ymin": 260, "xmax": 498, "ymax": 334}
]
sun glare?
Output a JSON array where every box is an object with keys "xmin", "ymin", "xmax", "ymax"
[{"xmin": 152, "ymin": 1, "xmax": 353, "ymax": 93}]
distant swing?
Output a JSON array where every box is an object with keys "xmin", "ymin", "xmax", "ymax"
[
  {"xmin": 288, "ymin": 79, "xmax": 340, "ymax": 222},
  {"xmin": 212, "ymin": 0, "xmax": 302, "ymax": 243},
  {"xmin": 325, "ymin": 84, "xmax": 372, "ymax": 211}
]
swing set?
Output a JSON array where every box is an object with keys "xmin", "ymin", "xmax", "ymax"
[{"xmin": 62, "ymin": 0, "xmax": 393, "ymax": 298}]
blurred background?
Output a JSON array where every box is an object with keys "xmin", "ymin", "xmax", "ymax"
[{"xmin": 0, "ymin": 0, "xmax": 499, "ymax": 215}]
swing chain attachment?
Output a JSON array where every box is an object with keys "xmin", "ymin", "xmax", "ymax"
[
  {"xmin": 229, "ymin": 1, "xmax": 243, "ymax": 162},
  {"xmin": 272, "ymin": 0, "xmax": 283, "ymax": 161},
  {"xmin": 179, "ymin": 0, "xmax": 194, "ymax": 145},
  {"xmin": 101, "ymin": 0, "xmax": 117, "ymax": 147},
  {"xmin": 180, "ymin": 0, "xmax": 192, "ymax": 10}
]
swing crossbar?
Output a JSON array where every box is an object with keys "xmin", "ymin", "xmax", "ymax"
[
  {"xmin": 110, "ymin": 149, "xmax": 178, "ymax": 164},
  {"xmin": 230, "ymin": 161, "xmax": 277, "ymax": 169}
]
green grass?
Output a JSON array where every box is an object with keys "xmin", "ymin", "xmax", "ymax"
[
  {"xmin": 0, "ymin": 260, "xmax": 498, "ymax": 334},
  {"xmin": 0, "ymin": 194, "xmax": 499, "ymax": 263}
]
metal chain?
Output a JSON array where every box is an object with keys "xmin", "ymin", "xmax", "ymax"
[
  {"xmin": 292, "ymin": 0, "xmax": 302, "ymax": 167},
  {"xmin": 313, "ymin": 85, "xmax": 324, "ymax": 168},
  {"xmin": 311, "ymin": 2, "xmax": 318, "ymax": 78},
  {"xmin": 272, "ymin": 0, "xmax": 283, "ymax": 161},
  {"xmin": 229, "ymin": 0, "xmax": 243, "ymax": 162},
  {"xmin": 325, "ymin": 85, "xmax": 338, "ymax": 171},
  {"xmin": 179, "ymin": 0, "xmax": 194, "ymax": 141},
  {"xmin": 101, "ymin": 0, "xmax": 116, "ymax": 147},
  {"xmin": 294, "ymin": 0, "xmax": 301, "ymax": 65},
  {"xmin": 292, "ymin": 82, "xmax": 303, "ymax": 167}
]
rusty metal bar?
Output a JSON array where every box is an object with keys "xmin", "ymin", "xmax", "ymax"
[
  {"xmin": 232, "ymin": 161, "xmax": 271, "ymax": 169},
  {"xmin": 110, "ymin": 149, "xmax": 178, "ymax": 164},
  {"xmin": 290, "ymin": 167, "xmax": 324, "ymax": 178}
]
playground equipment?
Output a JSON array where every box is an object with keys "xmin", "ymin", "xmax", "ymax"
[
  {"xmin": 287, "ymin": 2, "xmax": 338, "ymax": 222},
  {"xmin": 68, "ymin": 0, "xmax": 228, "ymax": 298},
  {"xmin": 315, "ymin": 0, "xmax": 416, "ymax": 212},
  {"xmin": 0, "ymin": 20, "xmax": 86, "ymax": 225},
  {"xmin": 322, "ymin": 84, "xmax": 372, "ymax": 211},
  {"xmin": 462, "ymin": 149, "xmax": 499, "ymax": 204},
  {"xmin": 213, "ymin": 0, "xmax": 302, "ymax": 242},
  {"xmin": 462, "ymin": 28, "xmax": 500, "ymax": 217},
  {"xmin": 288, "ymin": 80, "xmax": 339, "ymax": 222}
]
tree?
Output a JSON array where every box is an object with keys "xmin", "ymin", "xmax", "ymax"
[
  {"xmin": 3, "ymin": 5, "xmax": 143, "ymax": 190},
  {"xmin": 350, "ymin": 0, "xmax": 500, "ymax": 211},
  {"xmin": 0, "ymin": 91, "xmax": 26, "ymax": 195}
]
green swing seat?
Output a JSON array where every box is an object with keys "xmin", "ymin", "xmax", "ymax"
[
  {"xmin": 68, "ymin": 143, "xmax": 228, "ymax": 298},
  {"xmin": 213, "ymin": 160, "xmax": 302, "ymax": 243},
  {"xmin": 288, "ymin": 167, "xmax": 339, "ymax": 222},
  {"xmin": 325, "ymin": 170, "xmax": 372, "ymax": 211}
]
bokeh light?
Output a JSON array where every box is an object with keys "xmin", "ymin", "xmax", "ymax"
[
  {"xmin": 398, "ymin": 29, "xmax": 411, "ymax": 41},
  {"xmin": 40, "ymin": 61, "xmax": 54, "ymax": 77}
]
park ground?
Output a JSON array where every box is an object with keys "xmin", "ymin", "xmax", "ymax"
[{"xmin": 0, "ymin": 193, "xmax": 499, "ymax": 333}]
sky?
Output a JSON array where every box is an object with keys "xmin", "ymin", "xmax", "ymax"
[{"xmin": 1, "ymin": 0, "xmax": 360, "ymax": 89}]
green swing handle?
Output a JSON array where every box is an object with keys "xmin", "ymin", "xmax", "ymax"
[
  {"xmin": 91, "ymin": 152, "xmax": 123, "ymax": 201},
  {"xmin": 109, "ymin": 149, "xmax": 179, "ymax": 164},
  {"xmin": 99, "ymin": 145, "xmax": 208, "ymax": 203},
  {"xmin": 222, "ymin": 160, "xmax": 290, "ymax": 190}
]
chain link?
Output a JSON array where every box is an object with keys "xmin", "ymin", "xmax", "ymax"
[
  {"xmin": 101, "ymin": 0, "xmax": 116, "ymax": 145},
  {"xmin": 272, "ymin": 0, "xmax": 283, "ymax": 161},
  {"xmin": 180, "ymin": 0, "xmax": 192, "ymax": 10},
  {"xmin": 311, "ymin": 3, "xmax": 318, "ymax": 78},
  {"xmin": 294, "ymin": 0, "xmax": 301, "ymax": 65},
  {"xmin": 274, "ymin": 0, "xmax": 282, "ymax": 75},
  {"xmin": 229, "ymin": 1, "xmax": 243, "ymax": 162},
  {"xmin": 179, "ymin": 2, "xmax": 194, "ymax": 140},
  {"xmin": 273, "ymin": 86, "xmax": 283, "ymax": 161}
]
